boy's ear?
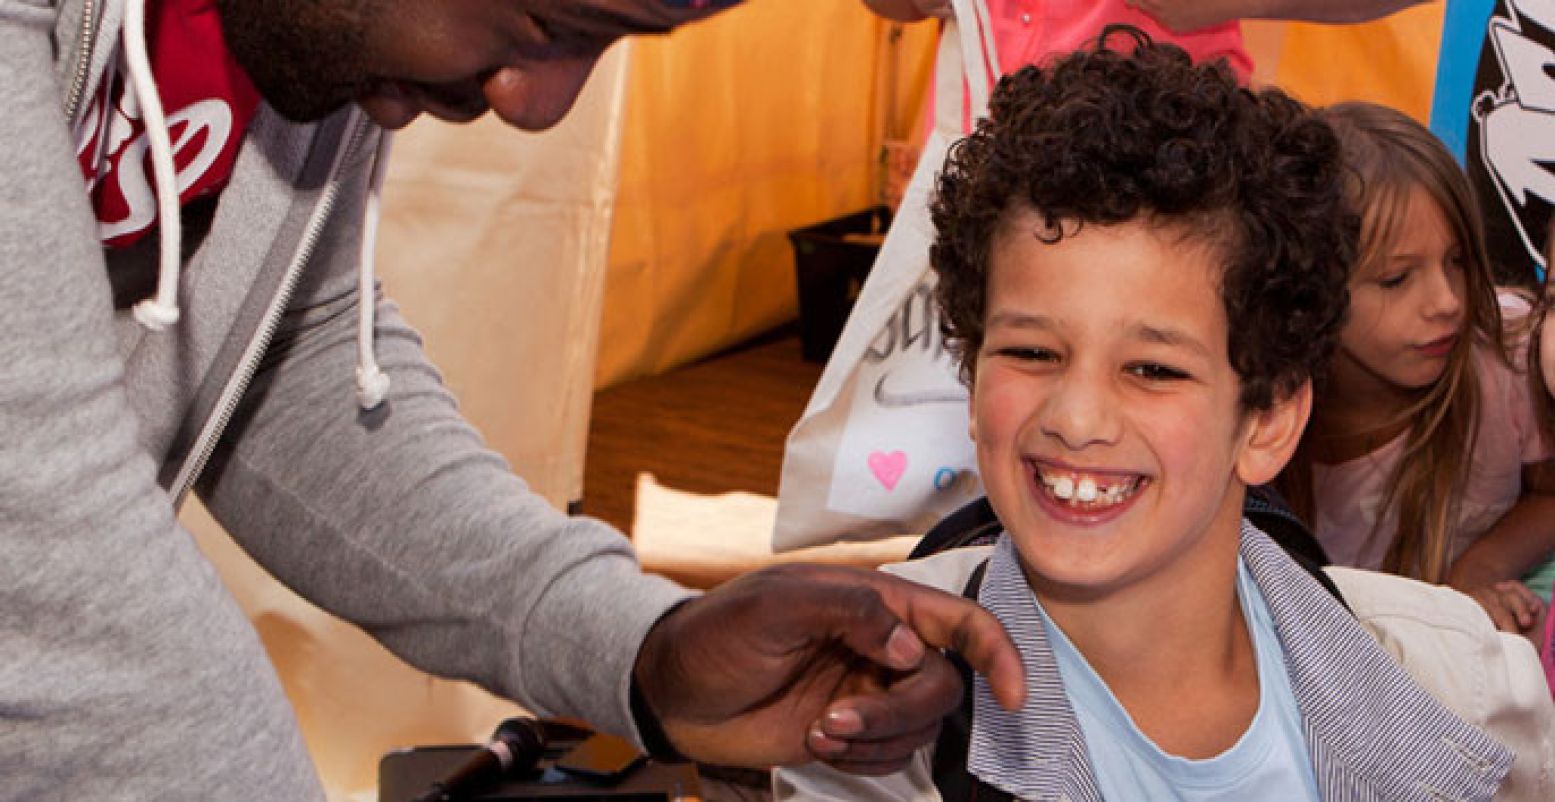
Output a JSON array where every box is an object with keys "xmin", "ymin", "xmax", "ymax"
[
  {"xmin": 967, "ymin": 391, "xmax": 978, "ymax": 442},
  {"xmin": 966, "ymin": 364, "xmax": 979, "ymax": 443},
  {"xmin": 1235, "ymin": 381, "xmax": 1312, "ymax": 486}
]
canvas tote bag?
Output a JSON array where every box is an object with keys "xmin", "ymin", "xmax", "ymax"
[{"xmin": 774, "ymin": 0, "xmax": 999, "ymax": 551}]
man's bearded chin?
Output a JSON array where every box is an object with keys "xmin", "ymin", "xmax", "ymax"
[{"xmin": 214, "ymin": 0, "xmax": 373, "ymax": 122}]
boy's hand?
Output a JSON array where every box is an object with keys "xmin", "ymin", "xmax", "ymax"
[
  {"xmin": 1465, "ymin": 580, "xmax": 1546, "ymax": 636},
  {"xmin": 632, "ymin": 563, "xmax": 1024, "ymax": 774}
]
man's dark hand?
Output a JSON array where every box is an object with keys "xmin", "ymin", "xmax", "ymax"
[{"xmin": 632, "ymin": 563, "xmax": 1024, "ymax": 774}]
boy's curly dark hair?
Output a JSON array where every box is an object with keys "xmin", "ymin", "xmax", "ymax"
[{"xmin": 929, "ymin": 27, "xmax": 1355, "ymax": 411}]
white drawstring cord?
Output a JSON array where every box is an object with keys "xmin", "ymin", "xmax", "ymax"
[
  {"xmin": 123, "ymin": 2, "xmax": 388, "ymax": 410},
  {"xmin": 123, "ymin": 0, "xmax": 183, "ymax": 330},
  {"xmin": 123, "ymin": 1, "xmax": 391, "ymax": 407},
  {"xmin": 355, "ymin": 132, "xmax": 394, "ymax": 410}
]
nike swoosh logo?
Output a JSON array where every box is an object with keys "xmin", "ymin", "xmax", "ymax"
[{"xmin": 873, "ymin": 372, "xmax": 966, "ymax": 408}]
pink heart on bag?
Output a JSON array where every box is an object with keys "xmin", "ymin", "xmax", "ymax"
[{"xmin": 868, "ymin": 450, "xmax": 908, "ymax": 491}]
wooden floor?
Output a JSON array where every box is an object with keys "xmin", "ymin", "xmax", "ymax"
[{"xmin": 580, "ymin": 330, "xmax": 823, "ymax": 536}]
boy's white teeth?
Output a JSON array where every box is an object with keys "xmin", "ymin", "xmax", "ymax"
[{"xmin": 1038, "ymin": 467, "xmax": 1139, "ymax": 508}]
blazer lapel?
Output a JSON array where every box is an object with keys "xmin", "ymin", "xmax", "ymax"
[
  {"xmin": 970, "ymin": 537, "xmax": 1105, "ymax": 802},
  {"xmin": 1241, "ymin": 525, "xmax": 1512, "ymax": 802}
]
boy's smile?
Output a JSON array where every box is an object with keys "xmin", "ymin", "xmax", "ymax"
[
  {"xmin": 972, "ymin": 210, "xmax": 1291, "ymax": 602},
  {"xmin": 1030, "ymin": 459, "xmax": 1147, "ymax": 523}
]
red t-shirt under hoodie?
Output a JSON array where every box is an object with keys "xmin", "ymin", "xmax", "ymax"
[{"xmin": 74, "ymin": 0, "xmax": 262, "ymax": 249}]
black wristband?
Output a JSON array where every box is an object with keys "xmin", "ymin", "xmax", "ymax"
[{"xmin": 629, "ymin": 677, "xmax": 688, "ymax": 764}]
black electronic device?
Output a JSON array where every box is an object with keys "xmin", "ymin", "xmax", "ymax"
[
  {"xmin": 379, "ymin": 719, "xmax": 699, "ymax": 802},
  {"xmin": 554, "ymin": 734, "xmax": 648, "ymax": 783}
]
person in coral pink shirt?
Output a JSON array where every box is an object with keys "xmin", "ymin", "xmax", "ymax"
[{"xmin": 864, "ymin": 0, "xmax": 1428, "ymax": 133}]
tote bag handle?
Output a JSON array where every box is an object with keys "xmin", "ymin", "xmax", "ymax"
[{"xmin": 936, "ymin": 0, "xmax": 1001, "ymax": 136}]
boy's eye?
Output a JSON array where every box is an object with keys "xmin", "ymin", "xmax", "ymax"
[
  {"xmin": 995, "ymin": 346, "xmax": 1058, "ymax": 363},
  {"xmin": 1126, "ymin": 362, "xmax": 1189, "ymax": 381}
]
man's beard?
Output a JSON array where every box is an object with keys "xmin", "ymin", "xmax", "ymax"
[{"xmin": 215, "ymin": 0, "xmax": 375, "ymax": 122}]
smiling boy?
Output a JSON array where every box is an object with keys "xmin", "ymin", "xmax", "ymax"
[{"xmin": 776, "ymin": 28, "xmax": 1554, "ymax": 802}]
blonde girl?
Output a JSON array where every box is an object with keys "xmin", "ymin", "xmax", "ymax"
[{"xmin": 1282, "ymin": 101, "xmax": 1555, "ymax": 641}]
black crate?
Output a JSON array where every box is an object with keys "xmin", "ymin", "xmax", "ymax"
[{"xmin": 787, "ymin": 206, "xmax": 892, "ymax": 363}]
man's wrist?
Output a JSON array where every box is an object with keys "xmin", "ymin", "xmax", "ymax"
[
  {"xmin": 630, "ymin": 597, "xmax": 694, "ymax": 763},
  {"xmin": 629, "ymin": 674, "xmax": 688, "ymax": 763}
]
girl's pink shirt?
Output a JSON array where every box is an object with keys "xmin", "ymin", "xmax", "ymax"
[
  {"xmin": 1313, "ymin": 292, "xmax": 1553, "ymax": 570},
  {"xmin": 987, "ymin": 0, "xmax": 1250, "ymax": 82},
  {"xmin": 941, "ymin": 1, "xmax": 1252, "ymax": 133}
]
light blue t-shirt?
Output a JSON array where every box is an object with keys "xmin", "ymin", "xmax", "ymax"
[{"xmin": 1039, "ymin": 560, "xmax": 1321, "ymax": 801}]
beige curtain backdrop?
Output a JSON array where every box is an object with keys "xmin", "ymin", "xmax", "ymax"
[
  {"xmin": 1245, "ymin": 3, "xmax": 1445, "ymax": 122},
  {"xmin": 597, "ymin": 0, "xmax": 937, "ymax": 387},
  {"xmin": 181, "ymin": 43, "xmax": 632, "ymax": 802}
]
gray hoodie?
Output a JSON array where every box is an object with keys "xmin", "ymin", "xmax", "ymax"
[{"xmin": 0, "ymin": 0, "xmax": 693, "ymax": 798}]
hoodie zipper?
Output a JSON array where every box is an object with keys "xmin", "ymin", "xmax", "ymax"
[
  {"xmin": 62, "ymin": 0, "xmax": 100, "ymax": 123},
  {"xmin": 168, "ymin": 113, "xmax": 371, "ymax": 504}
]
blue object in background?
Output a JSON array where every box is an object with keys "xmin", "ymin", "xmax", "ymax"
[
  {"xmin": 1431, "ymin": 0, "xmax": 1496, "ymax": 161},
  {"xmin": 1429, "ymin": 0, "xmax": 1550, "ymax": 282}
]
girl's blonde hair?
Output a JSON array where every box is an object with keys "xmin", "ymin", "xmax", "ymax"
[{"xmin": 1286, "ymin": 101, "xmax": 1508, "ymax": 582}]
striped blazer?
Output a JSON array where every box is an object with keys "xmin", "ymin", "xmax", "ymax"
[
  {"xmin": 965, "ymin": 524, "xmax": 1511, "ymax": 802},
  {"xmin": 773, "ymin": 521, "xmax": 1547, "ymax": 802}
]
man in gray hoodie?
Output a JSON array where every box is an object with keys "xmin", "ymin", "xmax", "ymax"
[{"xmin": 0, "ymin": 0, "xmax": 1024, "ymax": 797}]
